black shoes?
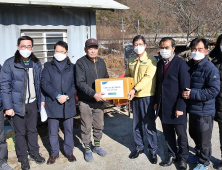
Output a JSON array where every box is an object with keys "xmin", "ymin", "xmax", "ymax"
[
  {"xmin": 21, "ymin": 154, "xmax": 45, "ymax": 170},
  {"xmin": 179, "ymin": 159, "xmax": 187, "ymax": 170},
  {"xmin": 29, "ymin": 152, "xmax": 46, "ymax": 164},
  {"xmin": 160, "ymin": 155, "xmax": 177, "ymax": 167},
  {"xmin": 150, "ymin": 153, "xmax": 157, "ymax": 164},
  {"xmin": 129, "ymin": 150, "xmax": 144, "ymax": 159},
  {"xmin": 21, "ymin": 158, "xmax": 30, "ymax": 170},
  {"xmin": 217, "ymin": 161, "xmax": 222, "ymax": 170}
]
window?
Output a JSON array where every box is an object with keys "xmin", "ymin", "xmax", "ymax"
[{"xmin": 21, "ymin": 31, "xmax": 67, "ymax": 64}]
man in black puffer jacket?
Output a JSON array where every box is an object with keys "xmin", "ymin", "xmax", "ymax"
[{"xmin": 183, "ymin": 38, "xmax": 220, "ymax": 170}]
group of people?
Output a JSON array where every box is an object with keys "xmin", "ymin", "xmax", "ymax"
[
  {"xmin": 0, "ymin": 36, "xmax": 109, "ymax": 170},
  {"xmin": 126, "ymin": 35, "xmax": 222, "ymax": 170},
  {"xmin": 0, "ymin": 34, "xmax": 222, "ymax": 170}
]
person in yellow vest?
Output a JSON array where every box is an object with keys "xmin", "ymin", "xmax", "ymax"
[{"xmin": 125, "ymin": 35, "xmax": 158, "ymax": 164}]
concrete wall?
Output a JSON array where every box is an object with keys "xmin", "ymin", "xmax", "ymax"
[{"xmin": 0, "ymin": 4, "xmax": 96, "ymax": 64}]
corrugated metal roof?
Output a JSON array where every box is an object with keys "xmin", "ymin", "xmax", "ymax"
[{"xmin": 0, "ymin": 0, "xmax": 129, "ymax": 10}]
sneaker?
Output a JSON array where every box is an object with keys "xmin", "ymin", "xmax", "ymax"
[
  {"xmin": 92, "ymin": 147, "xmax": 107, "ymax": 157},
  {"xmin": 21, "ymin": 158, "xmax": 30, "ymax": 170},
  {"xmin": 188, "ymin": 155, "xmax": 199, "ymax": 163},
  {"xmin": 29, "ymin": 153, "xmax": 45, "ymax": 164},
  {"xmin": 84, "ymin": 152, "xmax": 94, "ymax": 162},
  {"xmin": 194, "ymin": 163, "xmax": 209, "ymax": 170},
  {"xmin": 0, "ymin": 162, "xmax": 14, "ymax": 170}
]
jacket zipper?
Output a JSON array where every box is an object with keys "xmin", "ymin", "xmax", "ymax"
[
  {"xmin": 61, "ymin": 72, "xmax": 65, "ymax": 118},
  {"xmin": 14, "ymin": 64, "xmax": 28, "ymax": 116},
  {"xmin": 33, "ymin": 63, "xmax": 40, "ymax": 106},
  {"xmin": 94, "ymin": 62, "xmax": 98, "ymax": 79},
  {"xmin": 190, "ymin": 65, "xmax": 198, "ymax": 79},
  {"xmin": 61, "ymin": 66, "xmax": 69, "ymax": 118},
  {"xmin": 61, "ymin": 73, "xmax": 63, "ymax": 94}
]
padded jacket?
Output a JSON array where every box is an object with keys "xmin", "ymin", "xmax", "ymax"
[
  {"xmin": 187, "ymin": 57, "xmax": 220, "ymax": 117},
  {"xmin": 0, "ymin": 52, "xmax": 44, "ymax": 116}
]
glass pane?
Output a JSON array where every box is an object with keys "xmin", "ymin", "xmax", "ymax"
[
  {"xmin": 47, "ymin": 51, "xmax": 54, "ymax": 57},
  {"xmin": 46, "ymin": 44, "xmax": 54, "ymax": 51},
  {"xmin": 24, "ymin": 33, "xmax": 42, "ymax": 37},
  {"xmin": 24, "ymin": 33, "xmax": 43, "ymax": 44},
  {"xmin": 34, "ymin": 52, "xmax": 45, "ymax": 58},
  {"xmin": 46, "ymin": 33, "xmax": 63, "ymax": 44},
  {"xmin": 33, "ymin": 38, "xmax": 44, "ymax": 44},
  {"xmin": 33, "ymin": 44, "xmax": 44, "ymax": 52}
]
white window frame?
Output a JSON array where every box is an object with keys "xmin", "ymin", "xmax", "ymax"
[{"xmin": 21, "ymin": 30, "xmax": 67, "ymax": 63}]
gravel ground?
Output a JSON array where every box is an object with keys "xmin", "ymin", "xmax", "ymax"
[{"xmin": 7, "ymin": 107, "xmax": 221, "ymax": 170}]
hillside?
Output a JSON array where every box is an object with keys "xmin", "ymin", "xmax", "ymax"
[{"xmin": 97, "ymin": 0, "xmax": 222, "ymax": 43}]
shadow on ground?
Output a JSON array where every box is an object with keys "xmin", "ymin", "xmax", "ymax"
[{"xmin": 37, "ymin": 118, "xmax": 84, "ymax": 158}]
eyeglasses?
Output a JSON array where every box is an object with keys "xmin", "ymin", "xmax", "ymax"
[
  {"xmin": 134, "ymin": 43, "xmax": 144, "ymax": 47},
  {"xmin": 19, "ymin": 46, "xmax": 33, "ymax": 50},
  {"xmin": 55, "ymin": 50, "xmax": 67, "ymax": 54}
]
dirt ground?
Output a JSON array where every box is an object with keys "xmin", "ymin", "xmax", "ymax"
[
  {"xmin": 100, "ymin": 54, "xmax": 125, "ymax": 78},
  {"xmin": 7, "ymin": 106, "xmax": 221, "ymax": 170}
]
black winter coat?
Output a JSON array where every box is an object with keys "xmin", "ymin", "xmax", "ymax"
[
  {"xmin": 75, "ymin": 55, "xmax": 109, "ymax": 102},
  {"xmin": 41, "ymin": 57, "xmax": 76, "ymax": 119},
  {"xmin": 155, "ymin": 55, "xmax": 190, "ymax": 124},
  {"xmin": 212, "ymin": 53, "xmax": 222, "ymax": 122}
]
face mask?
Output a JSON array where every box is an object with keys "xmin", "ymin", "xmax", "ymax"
[
  {"xmin": 220, "ymin": 46, "xmax": 222, "ymax": 52},
  {"xmin": 191, "ymin": 52, "xmax": 205, "ymax": 61},
  {"xmin": 134, "ymin": 46, "xmax": 145, "ymax": 55},
  {"xmin": 19, "ymin": 49, "xmax": 32, "ymax": 58},
  {"xmin": 54, "ymin": 53, "xmax": 67, "ymax": 61},
  {"xmin": 160, "ymin": 49, "xmax": 171, "ymax": 59}
]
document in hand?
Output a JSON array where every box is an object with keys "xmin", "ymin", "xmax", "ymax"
[{"xmin": 40, "ymin": 106, "xmax": 48, "ymax": 122}]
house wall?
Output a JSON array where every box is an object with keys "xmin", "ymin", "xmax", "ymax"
[{"xmin": 0, "ymin": 4, "xmax": 96, "ymax": 64}]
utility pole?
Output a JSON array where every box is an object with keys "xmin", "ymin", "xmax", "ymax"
[
  {"xmin": 120, "ymin": 17, "xmax": 126, "ymax": 47},
  {"xmin": 138, "ymin": 20, "xmax": 140, "ymax": 35}
]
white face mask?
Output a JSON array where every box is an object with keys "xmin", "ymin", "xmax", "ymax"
[
  {"xmin": 160, "ymin": 49, "xmax": 172, "ymax": 59},
  {"xmin": 220, "ymin": 46, "xmax": 222, "ymax": 52},
  {"xmin": 54, "ymin": 53, "xmax": 67, "ymax": 61},
  {"xmin": 191, "ymin": 51, "xmax": 205, "ymax": 61},
  {"xmin": 19, "ymin": 49, "xmax": 32, "ymax": 58},
  {"xmin": 134, "ymin": 46, "xmax": 145, "ymax": 55}
]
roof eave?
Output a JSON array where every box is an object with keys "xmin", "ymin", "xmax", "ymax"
[{"xmin": 0, "ymin": 1, "xmax": 130, "ymax": 10}]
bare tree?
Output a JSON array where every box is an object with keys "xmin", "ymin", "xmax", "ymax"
[
  {"xmin": 204, "ymin": 0, "xmax": 222, "ymax": 37},
  {"xmin": 155, "ymin": 0, "xmax": 222, "ymax": 40}
]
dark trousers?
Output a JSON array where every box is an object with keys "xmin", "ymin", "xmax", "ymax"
[
  {"xmin": 0, "ymin": 110, "xmax": 8, "ymax": 165},
  {"xmin": 162, "ymin": 123, "xmax": 189, "ymax": 161},
  {"xmin": 218, "ymin": 122, "xmax": 222, "ymax": 155},
  {"xmin": 13, "ymin": 100, "xmax": 39, "ymax": 162},
  {"xmin": 79, "ymin": 100, "xmax": 104, "ymax": 145},
  {"xmin": 189, "ymin": 114, "xmax": 214, "ymax": 166},
  {"xmin": 48, "ymin": 117, "xmax": 74, "ymax": 156},
  {"xmin": 131, "ymin": 96, "xmax": 158, "ymax": 154}
]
